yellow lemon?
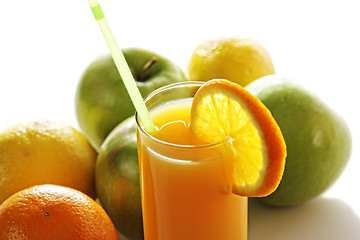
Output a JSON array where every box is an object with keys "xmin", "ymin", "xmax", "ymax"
[
  {"xmin": 0, "ymin": 121, "xmax": 97, "ymax": 204},
  {"xmin": 188, "ymin": 36, "xmax": 275, "ymax": 86}
]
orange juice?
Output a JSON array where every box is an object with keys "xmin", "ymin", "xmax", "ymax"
[{"xmin": 136, "ymin": 82, "xmax": 247, "ymax": 240}]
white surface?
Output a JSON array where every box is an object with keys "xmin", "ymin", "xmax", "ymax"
[{"xmin": 1, "ymin": 0, "xmax": 359, "ymax": 238}]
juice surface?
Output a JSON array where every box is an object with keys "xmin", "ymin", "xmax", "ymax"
[
  {"xmin": 150, "ymin": 98, "xmax": 208, "ymax": 146},
  {"xmin": 138, "ymin": 98, "xmax": 247, "ymax": 240}
]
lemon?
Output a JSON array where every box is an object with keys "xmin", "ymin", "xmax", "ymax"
[
  {"xmin": 0, "ymin": 121, "xmax": 97, "ymax": 204},
  {"xmin": 188, "ymin": 36, "xmax": 275, "ymax": 86}
]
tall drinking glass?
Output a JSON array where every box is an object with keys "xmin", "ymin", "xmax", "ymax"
[{"xmin": 136, "ymin": 82, "xmax": 247, "ymax": 240}]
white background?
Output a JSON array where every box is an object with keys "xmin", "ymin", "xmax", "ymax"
[{"xmin": 1, "ymin": 0, "xmax": 359, "ymax": 239}]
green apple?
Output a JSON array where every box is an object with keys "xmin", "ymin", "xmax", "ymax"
[
  {"xmin": 95, "ymin": 116, "xmax": 142, "ymax": 239},
  {"xmin": 75, "ymin": 48, "xmax": 186, "ymax": 151},
  {"xmin": 246, "ymin": 75, "xmax": 352, "ymax": 206}
]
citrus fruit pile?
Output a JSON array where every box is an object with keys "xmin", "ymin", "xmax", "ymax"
[
  {"xmin": 0, "ymin": 121, "xmax": 119, "ymax": 239},
  {"xmin": 0, "ymin": 34, "xmax": 352, "ymax": 240}
]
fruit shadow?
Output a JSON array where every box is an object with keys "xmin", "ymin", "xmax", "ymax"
[
  {"xmin": 249, "ymin": 197, "xmax": 360, "ymax": 240},
  {"xmin": 117, "ymin": 231, "xmax": 129, "ymax": 240}
]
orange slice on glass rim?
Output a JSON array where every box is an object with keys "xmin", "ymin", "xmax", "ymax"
[{"xmin": 190, "ymin": 79, "xmax": 286, "ymax": 197}]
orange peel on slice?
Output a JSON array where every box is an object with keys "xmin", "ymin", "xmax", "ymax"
[{"xmin": 190, "ymin": 79, "xmax": 286, "ymax": 197}]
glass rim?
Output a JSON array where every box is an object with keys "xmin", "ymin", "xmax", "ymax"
[{"xmin": 135, "ymin": 81, "xmax": 222, "ymax": 149}]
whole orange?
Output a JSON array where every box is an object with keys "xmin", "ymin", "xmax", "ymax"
[
  {"xmin": 0, "ymin": 184, "xmax": 119, "ymax": 240},
  {"xmin": 0, "ymin": 121, "xmax": 97, "ymax": 204}
]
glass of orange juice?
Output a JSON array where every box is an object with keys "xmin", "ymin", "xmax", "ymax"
[{"xmin": 136, "ymin": 81, "xmax": 247, "ymax": 240}]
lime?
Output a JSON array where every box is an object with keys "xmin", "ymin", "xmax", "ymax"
[{"xmin": 247, "ymin": 75, "xmax": 352, "ymax": 206}]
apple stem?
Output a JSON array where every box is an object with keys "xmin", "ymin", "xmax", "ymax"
[{"xmin": 139, "ymin": 57, "xmax": 158, "ymax": 81}]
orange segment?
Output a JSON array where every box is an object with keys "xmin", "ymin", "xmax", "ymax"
[{"xmin": 190, "ymin": 79, "xmax": 286, "ymax": 197}]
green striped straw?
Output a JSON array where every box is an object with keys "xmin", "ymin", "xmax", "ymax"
[{"xmin": 88, "ymin": 0, "xmax": 156, "ymax": 133}]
